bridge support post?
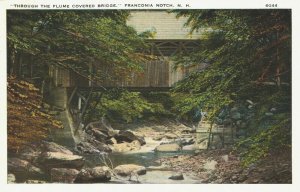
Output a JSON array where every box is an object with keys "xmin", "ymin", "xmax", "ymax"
[
  {"xmin": 67, "ymin": 87, "xmax": 77, "ymax": 106},
  {"xmin": 74, "ymin": 87, "xmax": 94, "ymax": 134},
  {"xmin": 48, "ymin": 87, "xmax": 68, "ymax": 109}
]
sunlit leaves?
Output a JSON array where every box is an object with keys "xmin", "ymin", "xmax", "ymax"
[{"xmin": 7, "ymin": 76, "xmax": 63, "ymax": 152}]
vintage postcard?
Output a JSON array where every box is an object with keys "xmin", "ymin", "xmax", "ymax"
[{"xmin": 1, "ymin": 0, "xmax": 299, "ymax": 191}]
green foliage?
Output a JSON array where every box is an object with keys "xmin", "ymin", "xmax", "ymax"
[
  {"xmin": 84, "ymin": 90, "xmax": 168, "ymax": 123},
  {"xmin": 173, "ymin": 10, "xmax": 290, "ymax": 116},
  {"xmin": 142, "ymin": 92, "xmax": 175, "ymax": 110},
  {"xmin": 172, "ymin": 10, "xmax": 291, "ymax": 164},
  {"xmin": 7, "ymin": 10, "xmax": 150, "ymax": 82},
  {"xmin": 236, "ymin": 117, "xmax": 291, "ymax": 167},
  {"xmin": 6, "ymin": 10, "xmax": 156, "ymax": 152}
]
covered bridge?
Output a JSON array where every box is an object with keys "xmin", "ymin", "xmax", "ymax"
[{"xmin": 49, "ymin": 11, "xmax": 206, "ymax": 90}]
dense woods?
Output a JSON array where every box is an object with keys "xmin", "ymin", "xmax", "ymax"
[
  {"xmin": 172, "ymin": 9, "xmax": 291, "ymax": 165},
  {"xmin": 7, "ymin": 10, "xmax": 291, "ymax": 184},
  {"xmin": 7, "ymin": 10, "xmax": 150, "ymax": 151}
]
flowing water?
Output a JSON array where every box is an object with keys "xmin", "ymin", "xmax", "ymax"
[
  {"xmin": 52, "ymin": 118, "xmax": 201, "ymax": 183},
  {"xmin": 81, "ymin": 150, "xmax": 201, "ymax": 183},
  {"xmin": 50, "ymin": 105, "xmax": 201, "ymax": 183},
  {"xmin": 84, "ymin": 150, "xmax": 194, "ymax": 167},
  {"xmin": 81, "ymin": 150, "xmax": 201, "ymax": 184}
]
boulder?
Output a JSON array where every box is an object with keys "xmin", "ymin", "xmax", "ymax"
[
  {"xmin": 39, "ymin": 152, "xmax": 84, "ymax": 170},
  {"xmin": 182, "ymin": 144, "xmax": 196, "ymax": 150},
  {"xmin": 115, "ymin": 130, "xmax": 146, "ymax": 145},
  {"xmin": 91, "ymin": 129, "xmax": 109, "ymax": 143},
  {"xmin": 153, "ymin": 134, "xmax": 164, "ymax": 141},
  {"xmin": 41, "ymin": 141, "xmax": 73, "ymax": 155},
  {"xmin": 106, "ymin": 137, "xmax": 117, "ymax": 145},
  {"xmin": 165, "ymin": 133, "xmax": 178, "ymax": 139},
  {"xmin": 90, "ymin": 139, "xmax": 112, "ymax": 153},
  {"xmin": 85, "ymin": 118, "xmax": 118, "ymax": 137},
  {"xmin": 74, "ymin": 166, "xmax": 111, "ymax": 183},
  {"xmin": 181, "ymin": 138, "xmax": 195, "ymax": 146},
  {"xmin": 181, "ymin": 128, "xmax": 196, "ymax": 134},
  {"xmin": 112, "ymin": 140, "xmax": 141, "ymax": 152},
  {"xmin": 76, "ymin": 141, "xmax": 112, "ymax": 154},
  {"xmin": 113, "ymin": 164, "xmax": 146, "ymax": 176},
  {"xmin": 76, "ymin": 142, "xmax": 101, "ymax": 154},
  {"xmin": 169, "ymin": 173, "xmax": 184, "ymax": 180},
  {"xmin": 203, "ymin": 160, "xmax": 218, "ymax": 171},
  {"xmin": 7, "ymin": 174, "xmax": 16, "ymax": 184},
  {"xmin": 19, "ymin": 147, "xmax": 41, "ymax": 164},
  {"xmin": 8, "ymin": 158, "xmax": 44, "ymax": 180},
  {"xmin": 155, "ymin": 143, "xmax": 181, "ymax": 152},
  {"xmin": 50, "ymin": 168, "xmax": 79, "ymax": 183}
]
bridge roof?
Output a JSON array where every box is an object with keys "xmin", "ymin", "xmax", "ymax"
[{"xmin": 127, "ymin": 11, "xmax": 204, "ymax": 40}]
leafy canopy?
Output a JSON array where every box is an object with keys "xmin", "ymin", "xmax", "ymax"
[
  {"xmin": 172, "ymin": 10, "xmax": 291, "ymax": 165},
  {"xmin": 7, "ymin": 10, "xmax": 150, "ymax": 81},
  {"xmin": 83, "ymin": 90, "xmax": 168, "ymax": 123}
]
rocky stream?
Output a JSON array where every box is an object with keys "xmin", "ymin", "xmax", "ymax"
[{"xmin": 7, "ymin": 112, "xmax": 291, "ymax": 184}]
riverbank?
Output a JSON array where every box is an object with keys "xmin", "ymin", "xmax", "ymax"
[{"xmin": 157, "ymin": 147, "xmax": 292, "ymax": 184}]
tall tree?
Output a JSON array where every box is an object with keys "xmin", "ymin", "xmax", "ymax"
[
  {"xmin": 172, "ymin": 10, "xmax": 291, "ymax": 165},
  {"xmin": 7, "ymin": 10, "xmax": 149, "ymax": 84}
]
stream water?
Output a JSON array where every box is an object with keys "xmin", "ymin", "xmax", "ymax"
[
  {"xmin": 52, "ymin": 125, "xmax": 201, "ymax": 183},
  {"xmin": 83, "ymin": 150, "xmax": 201, "ymax": 184},
  {"xmin": 49, "ymin": 110, "xmax": 202, "ymax": 183},
  {"xmin": 84, "ymin": 150, "xmax": 194, "ymax": 168}
]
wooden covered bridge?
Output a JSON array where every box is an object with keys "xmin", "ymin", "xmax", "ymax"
[
  {"xmin": 49, "ymin": 11, "xmax": 206, "ymax": 91},
  {"xmin": 49, "ymin": 11, "xmax": 206, "ymax": 132}
]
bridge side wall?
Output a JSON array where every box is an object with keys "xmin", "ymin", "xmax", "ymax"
[
  {"xmin": 50, "ymin": 59, "xmax": 176, "ymax": 88},
  {"xmin": 94, "ymin": 59, "xmax": 170, "ymax": 88},
  {"xmin": 49, "ymin": 59, "xmax": 202, "ymax": 88}
]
